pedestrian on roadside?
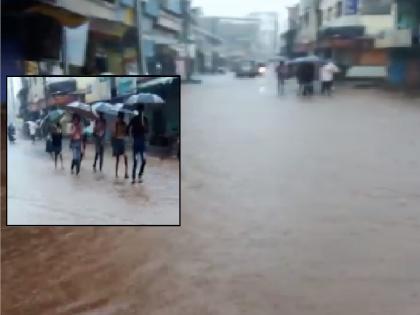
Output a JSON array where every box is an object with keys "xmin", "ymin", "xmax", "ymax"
[
  {"xmin": 320, "ymin": 60, "xmax": 340, "ymax": 96},
  {"xmin": 276, "ymin": 61, "xmax": 288, "ymax": 95},
  {"xmin": 51, "ymin": 122, "xmax": 63, "ymax": 169},
  {"xmin": 93, "ymin": 112, "xmax": 107, "ymax": 172},
  {"xmin": 127, "ymin": 104, "xmax": 149, "ymax": 183},
  {"xmin": 113, "ymin": 112, "xmax": 129, "ymax": 179},
  {"xmin": 28, "ymin": 120, "xmax": 37, "ymax": 144},
  {"xmin": 8, "ymin": 123, "xmax": 16, "ymax": 144},
  {"xmin": 70, "ymin": 113, "xmax": 82, "ymax": 175},
  {"xmin": 296, "ymin": 64, "xmax": 304, "ymax": 95}
]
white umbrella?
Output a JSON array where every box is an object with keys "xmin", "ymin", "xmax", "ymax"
[
  {"xmin": 124, "ymin": 93, "xmax": 165, "ymax": 110},
  {"xmin": 64, "ymin": 101, "xmax": 96, "ymax": 120}
]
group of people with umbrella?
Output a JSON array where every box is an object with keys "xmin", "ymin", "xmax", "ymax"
[
  {"xmin": 44, "ymin": 93, "xmax": 164, "ymax": 184},
  {"xmin": 275, "ymin": 55, "xmax": 340, "ymax": 97}
]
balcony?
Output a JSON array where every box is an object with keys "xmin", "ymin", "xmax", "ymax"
[{"xmin": 144, "ymin": 0, "xmax": 160, "ymax": 17}]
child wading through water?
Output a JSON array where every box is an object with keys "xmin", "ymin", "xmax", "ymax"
[
  {"xmin": 127, "ymin": 104, "xmax": 149, "ymax": 184},
  {"xmin": 51, "ymin": 122, "xmax": 63, "ymax": 169},
  {"xmin": 113, "ymin": 112, "xmax": 129, "ymax": 179},
  {"xmin": 70, "ymin": 114, "xmax": 82, "ymax": 175}
]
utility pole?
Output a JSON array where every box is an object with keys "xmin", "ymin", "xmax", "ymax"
[
  {"xmin": 182, "ymin": 0, "xmax": 194, "ymax": 81},
  {"xmin": 43, "ymin": 77, "xmax": 48, "ymax": 114},
  {"xmin": 135, "ymin": 0, "xmax": 147, "ymax": 75}
]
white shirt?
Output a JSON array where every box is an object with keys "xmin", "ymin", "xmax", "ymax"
[
  {"xmin": 28, "ymin": 121, "xmax": 37, "ymax": 135},
  {"xmin": 320, "ymin": 63, "xmax": 340, "ymax": 82}
]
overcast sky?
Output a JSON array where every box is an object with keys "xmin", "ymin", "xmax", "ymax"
[{"xmin": 192, "ymin": 0, "xmax": 299, "ymax": 31}]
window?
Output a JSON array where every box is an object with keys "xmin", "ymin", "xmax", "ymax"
[
  {"xmin": 336, "ymin": 1, "xmax": 343, "ymax": 18},
  {"xmin": 304, "ymin": 11, "xmax": 309, "ymax": 26},
  {"xmin": 328, "ymin": 7, "xmax": 333, "ymax": 21},
  {"xmin": 317, "ymin": 9, "xmax": 323, "ymax": 26}
]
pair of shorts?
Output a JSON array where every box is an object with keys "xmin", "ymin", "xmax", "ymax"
[
  {"xmin": 52, "ymin": 144, "xmax": 62, "ymax": 154},
  {"xmin": 113, "ymin": 138, "xmax": 125, "ymax": 156},
  {"xmin": 132, "ymin": 137, "xmax": 146, "ymax": 154}
]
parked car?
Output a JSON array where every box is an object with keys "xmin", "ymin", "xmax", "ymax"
[
  {"xmin": 215, "ymin": 66, "xmax": 228, "ymax": 74},
  {"xmin": 235, "ymin": 60, "xmax": 258, "ymax": 77}
]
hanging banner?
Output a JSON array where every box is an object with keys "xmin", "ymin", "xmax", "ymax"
[
  {"xmin": 359, "ymin": 0, "xmax": 392, "ymax": 15},
  {"xmin": 65, "ymin": 22, "xmax": 89, "ymax": 66}
]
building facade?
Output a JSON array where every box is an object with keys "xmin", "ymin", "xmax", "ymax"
[
  {"xmin": 318, "ymin": 0, "xmax": 395, "ymax": 69},
  {"xmin": 375, "ymin": 0, "xmax": 420, "ymax": 89},
  {"xmin": 294, "ymin": 0, "xmax": 320, "ymax": 54},
  {"xmin": 247, "ymin": 12, "xmax": 279, "ymax": 61}
]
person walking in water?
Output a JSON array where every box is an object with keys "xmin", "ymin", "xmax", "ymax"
[
  {"xmin": 113, "ymin": 112, "xmax": 129, "ymax": 179},
  {"xmin": 70, "ymin": 114, "xmax": 82, "ymax": 175},
  {"xmin": 51, "ymin": 122, "xmax": 63, "ymax": 169},
  {"xmin": 275, "ymin": 61, "xmax": 288, "ymax": 95},
  {"xmin": 127, "ymin": 104, "xmax": 149, "ymax": 183},
  {"xmin": 93, "ymin": 112, "xmax": 106, "ymax": 172},
  {"xmin": 320, "ymin": 60, "xmax": 340, "ymax": 96},
  {"xmin": 28, "ymin": 120, "xmax": 37, "ymax": 144}
]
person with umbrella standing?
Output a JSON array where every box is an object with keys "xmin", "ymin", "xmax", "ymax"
[
  {"xmin": 127, "ymin": 104, "xmax": 149, "ymax": 183},
  {"xmin": 70, "ymin": 113, "xmax": 83, "ymax": 175},
  {"xmin": 92, "ymin": 112, "xmax": 107, "ymax": 172},
  {"xmin": 300, "ymin": 62, "xmax": 315, "ymax": 97},
  {"xmin": 113, "ymin": 112, "xmax": 129, "ymax": 179}
]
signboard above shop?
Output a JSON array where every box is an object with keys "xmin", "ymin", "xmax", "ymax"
[
  {"xmin": 157, "ymin": 10, "xmax": 182, "ymax": 32},
  {"xmin": 375, "ymin": 29, "xmax": 412, "ymax": 48},
  {"xmin": 344, "ymin": 0, "xmax": 359, "ymax": 15},
  {"xmin": 359, "ymin": 0, "xmax": 392, "ymax": 15},
  {"xmin": 116, "ymin": 77, "xmax": 137, "ymax": 96}
]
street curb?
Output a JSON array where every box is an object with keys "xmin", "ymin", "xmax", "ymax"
[{"xmin": 181, "ymin": 79, "xmax": 202, "ymax": 84}]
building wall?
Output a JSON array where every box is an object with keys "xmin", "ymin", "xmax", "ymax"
[
  {"xmin": 248, "ymin": 12, "xmax": 278, "ymax": 59},
  {"xmin": 320, "ymin": 0, "xmax": 395, "ymax": 35},
  {"xmin": 26, "ymin": 77, "xmax": 46, "ymax": 111},
  {"xmin": 75, "ymin": 77, "xmax": 112, "ymax": 103},
  {"xmin": 296, "ymin": 0, "xmax": 319, "ymax": 47},
  {"xmin": 357, "ymin": 49, "xmax": 388, "ymax": 65}
]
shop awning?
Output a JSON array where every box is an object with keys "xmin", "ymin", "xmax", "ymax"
[
  {"xmin": 90, "ymin": 18, "xmax": 131, "ymax": 38},
  {"xmin": 138, "ymin": 77, "xmax": 176, "ymax": 89},
  {"xmin": 143, "ymin": 33, "xmax": 179, "ymax": 45},
  {"xmin": 26, "ymin": 3, "xmax": 86, "ymax": 28},
  {"xmin": 318, "ymin": 26, "xmax": 365, "ymax": 39}
]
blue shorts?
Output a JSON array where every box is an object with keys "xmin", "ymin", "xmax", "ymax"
[{"xmin": 132, "ymin": 137, "xmax": 145, "ymax": 154}]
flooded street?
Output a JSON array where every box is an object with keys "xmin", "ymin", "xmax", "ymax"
[
  {"xmin": 7, "ymin": 138, "xmax": 179, "ymax": 225},
  {"xmin": 3, "ymin": 74, "xmax": 420, "ymax": 314}
]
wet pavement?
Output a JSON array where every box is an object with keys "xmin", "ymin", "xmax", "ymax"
[
  {"xmin": 2, "ymin": 73, "xmax": 420, "ymax": 314},
  {"xmin": 7, "ymin": 137, "xmax": 179, "ymax": 225}
]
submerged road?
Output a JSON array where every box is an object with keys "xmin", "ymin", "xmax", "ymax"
[
  {"xmin": 7, "ymin": 136, "xmax": 179, "ymax": 225},
  {"xmin": 2, "ymin": 73, "xmax": 420, "ymax": 314}
]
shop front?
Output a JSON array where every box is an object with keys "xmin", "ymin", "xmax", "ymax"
[{"xmin": 1, "ymin": 0, "xmax": 86, "ymax": 101}]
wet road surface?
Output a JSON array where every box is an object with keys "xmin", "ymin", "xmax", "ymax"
[
  {"xmin": 7, "ymin": 137, "xmax": 179, "ymax": 225},
  {"xmin": 2, "ymin": 73, "xmax": 420, "ymax": 314}
]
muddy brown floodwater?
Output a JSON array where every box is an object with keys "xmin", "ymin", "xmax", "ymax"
[{"xmin": 2, "ymin": 74, "xmax": 420, "ymax": 314}]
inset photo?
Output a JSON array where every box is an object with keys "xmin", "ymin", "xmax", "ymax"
[{"xmin": 6, "ymin": 76, "xmax": 180, "ymax": 226}]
